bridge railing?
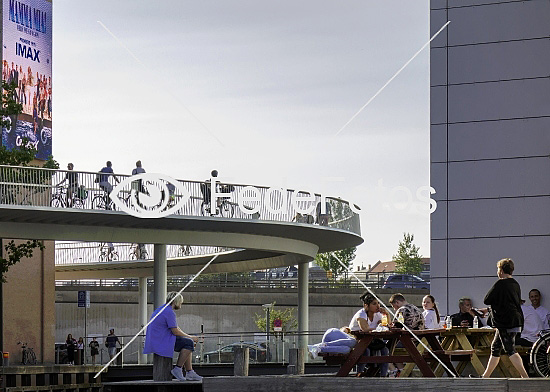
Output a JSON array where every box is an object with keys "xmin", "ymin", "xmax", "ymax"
[
  {"xmin": 0, "ymin": 164, "xmax": 360, "ymax": 235},
  {"xmin": 54, "ymin": 241, "xmax": 238, "ymax": 265}
]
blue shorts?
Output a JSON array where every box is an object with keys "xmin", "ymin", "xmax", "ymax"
[{"xmin": 174, "ymin": 336, "xmax": 194, "ymax": 352}]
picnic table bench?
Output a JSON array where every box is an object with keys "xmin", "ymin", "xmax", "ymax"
[{"xmin": 319, "ymin": 328, "xmax": 469, "ymax": 377}]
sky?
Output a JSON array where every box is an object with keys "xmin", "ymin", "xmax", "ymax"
[{"xmin": 52, "ymin": 0, "xmax": 431, "ymax": 269}]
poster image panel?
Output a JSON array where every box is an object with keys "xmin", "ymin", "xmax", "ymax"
[{"xmin": 2, "ymin": 0, "xmax": 52, "ymax": 160}]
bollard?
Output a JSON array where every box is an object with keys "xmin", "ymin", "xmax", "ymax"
[
  {"xmin": 3, "ymin": 352, "xmax": 9, "ymax": 366},
  {"xmin": 75, "ymin": 349, "xmax": 82, "ymax": 365},
  {"xmin": 287, "ymin": 348, "xmax": 305, "ymax": 375},
  {"xmin": 153, "ymin": 354, "xmax": 173, "ymax": 381},
  {"xmin": 234, "ymin": 347, "xmax": 249, "ymax": 376}
]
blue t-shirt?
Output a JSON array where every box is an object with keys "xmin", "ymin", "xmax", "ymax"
[
  {"xmin": 143, "ymin": 304, "xmax": 178, "ymax": 358},
  {"xmin": 132, "ymin": 167, "xmax": 145, "ymax": 175},
  {"xmin": 99, "ymin": 166, "xmax": 114, "ymax": 183}
]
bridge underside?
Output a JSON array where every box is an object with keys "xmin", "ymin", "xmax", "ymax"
[{"xmin": 0, "ymin": 206, "xmax": 363, "ymax": 279}]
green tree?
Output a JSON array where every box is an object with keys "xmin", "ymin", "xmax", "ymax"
[
  {"xmin": 0, "ymin": 80, "xmax": 58, "ymax": 282},
  {"xmin": 392, "ymin": 233, "xmax": 423, "ymax": 276},
  {"xmin": 254, "ymin": 303, "xmax": 298, "ymax": 334},
  {"xmin": 314, "ymin": 247, "xmax": 356, "ymax": 280}
]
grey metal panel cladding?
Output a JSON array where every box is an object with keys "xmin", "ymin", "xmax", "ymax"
[
  {"xmin": 447, "ymin": 1, "xmax": 550, "ymax": 45},
  {"xmin": 431, "ymin": 85, "xmax": 447, "ymax": 124},
  {"xmin": 430, "ymin": 124, "xmax": 447, "ymax": 163},
  {"xmin": 431, "ymin": 0, "xmax": 447, "ymax": 10},
  {"xmin": 444, "ymin": 236, "xmax": 550, "ymax": 277},
  {"xmin": 430, "ymin": 239, "xmax": 448, "ymax": 278},
  {"xmin": 431, "ymin": 8, "xmax": 448, "ymax": 46},
  {"xmin": 431, "ymin": 200, "xmax": 447, "ymax": 238},
  {"xmin": 431, "ymin": 162, "xmax": 447, "ymax": 201},
  {"xmin": 448, "ymin": 78, "xmax": 550, "ymax": 123},
  {"xmin": 447, "ymin": 157, "xmax": 550, "ymax": 199},
  {"xmin": 447, "ymin": 118, "xmax": 550, "ymax": 161},
  {"xmin": 447, "ymin": 198, "xmax": 550, "ymax": 238},
  {"xmin": 447, "ymin": 39, "xmax": 550, "ymax": 84},
  {"xmin": 431, "ymin": 48, "xmax": 447, "ymax": 87}
]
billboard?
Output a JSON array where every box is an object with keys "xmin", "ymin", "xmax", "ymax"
[{"xmin": 2, "ymin": 0, "xmax": 52, "ymax": 160}]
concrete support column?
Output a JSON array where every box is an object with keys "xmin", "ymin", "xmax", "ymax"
[
  {"xmin": 153, "ymin": 244, "xmax": 167, "ymax": 308},
  {"xmin": 297, "ymin": 261, "xmax": 309, "ymax": 351},
  {"xmin": 138, "ymin": 277, "xmax": 148, "ymax": 365}
]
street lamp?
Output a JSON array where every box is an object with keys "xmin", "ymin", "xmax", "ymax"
[{"xmin": 262, "ymin": 303, "xmax": 274, "ymax": 346}]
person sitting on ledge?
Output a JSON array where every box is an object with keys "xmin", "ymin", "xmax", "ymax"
[{"xmin": 144, "ymin": 292, "xmax": 203, "ymax": 381}]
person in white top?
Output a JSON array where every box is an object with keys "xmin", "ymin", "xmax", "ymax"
[
  {"xmin": 529, "ymin": 289, "xmax": 550, "ymax": 329},
  {"xmin": 348, "ymin": 291, "xmax": 389, "ymax": 377},
  {"xmin": 422, "ymin": 295, "xmax": 441, "ymax": 330},
  {"xmin": 517, "ymin": 302, "xmax": 543, "ymax": 345}
]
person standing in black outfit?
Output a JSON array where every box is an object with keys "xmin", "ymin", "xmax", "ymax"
[
  {"xmin": 481, "ymin": 258, "xmax": 528, "ymax": 378},
  {"xmin": 65, "ymin": 334, "xmax": 76, "ymax": 365}
]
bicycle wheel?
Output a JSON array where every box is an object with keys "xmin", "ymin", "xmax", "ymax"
[
  {"xmin": 72, "ymin": 198, "xmax": 84, "ymax": 209},
  {"xmin": 200, "ymin": 202, "xmax": 211, "ymax": 216},
  {"xmin": 22, "ymin": 350, "xmax": 27, "ymax": 365},
  {"xmin": 221, "ymin": 201, "xmax": 235, "ymax": 218},
  {"xmin": 29, "ymin": 349, "xmax": 37, "ymax": 365},
  {"xmin": 531, "ymin": 331, "xmax": 550, "ymax": 377},
  {"xmin": 50, "ymin": 196, "xmax": 63, "ymax": 208},
  {"xmin": 91, "ymin": 195, "xmax": 105, "ymax": 210},
  {"xmin": 129, "ymin": 248, "xmax": 138, "ymax": 260}
]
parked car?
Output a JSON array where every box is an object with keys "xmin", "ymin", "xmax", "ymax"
[
  {"xmin": 201, "ymin": 342, "xmax": 270, "ymax": 363},
  {"xmin": 382, "ymin": 274, "xmax": 430, "ymax": 289}
]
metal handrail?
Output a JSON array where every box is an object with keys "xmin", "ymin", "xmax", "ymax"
[
  {"xmin": 1, "ymin": 165, "xmax": 360, "ymax": 267},
  {"xmin": 0, "ymin": 164, "xmax": 360, "ymax": 233}
]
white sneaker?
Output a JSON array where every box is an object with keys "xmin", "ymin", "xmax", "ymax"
[
  {"xmin": 171, "ymin": 366, "xmax": 186, "ymax": 381},
  {"xmin": 308, "ymin": 344, "xmax": 321, "ymax": 359},
  {"xmin": 185, "ymin": 370, "xmax": 203, "ymax": 381}
]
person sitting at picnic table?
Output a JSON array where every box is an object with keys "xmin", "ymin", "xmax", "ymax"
[
  {"xmin": 349, "ymin": 291, "xmax": 390, "ymax": 377},
  {"xmin": 450, "ymin": 297, "xmax": 487, "ymax": 327},
  {"xmin": 422, "ymin": 295, "xmax": 441, "ymax": 329},
  {"xmin": 390, "ymin": 293, "xmax": 424, "ymax": 330},
  {"xmin": 388, "ymin": 293, "xmax": 424, "ymax": 376},
  {"xmin": 307, "ymin": 326, "xmax": 357, "ymax": 359}
]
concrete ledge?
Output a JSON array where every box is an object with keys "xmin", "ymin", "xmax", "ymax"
[{"xmin": 202, "ymin": 375, "xmax": 550, "ymax": 392}]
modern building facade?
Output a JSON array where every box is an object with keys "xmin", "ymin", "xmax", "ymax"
[{"xmin": 430, "ymin": 0, "xmax": 550, "ymax": 314}]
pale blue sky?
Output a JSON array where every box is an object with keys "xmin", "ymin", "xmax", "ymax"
[{"xmin": 52, "ymin": 0, "xmax": 431, "ymax": 268}]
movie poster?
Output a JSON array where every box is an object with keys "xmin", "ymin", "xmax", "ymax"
[{"xmin": 2, "ymin": 0, "xmax": 52, "ymax": 160}]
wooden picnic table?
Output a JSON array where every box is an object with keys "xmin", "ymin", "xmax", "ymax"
[
  {"xmin": 333, "ymin": 328, "xmax": 459, "ymax": 377},
  {"xmin": 435, "ymin": 327, "xmax": 524, "ymax": 377},
  {"xmin": 399, "ymin": 327, "xmax": 527, "ymax": 377}
]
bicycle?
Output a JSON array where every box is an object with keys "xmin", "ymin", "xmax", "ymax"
[
  {"xmin": 129, "ymin": 243, "xmax": 148, "ymax": 260},
  {"xmin": 18, "ymin": 341, "xmax": 37, "ymax": 365},
  {"xmin": 177, "ymin": 245, "xmax": 192, "ymax": 257},
  {"xmin": 51, "ymin": 186, "xmax": 84, "ymax": 208},
  {"xmin": 531, "ymin": 328, "xmax": 550, "ymax": 377},
  {"xmin": 91, "ymin": 188, "xmax": 118, "ymax": 210},
  {"xmin": 199, "ymin": 184, "xmax": 235, "ymax": 217},
  {"xmin": 98, "ymin": 242, "xmax": 119, "ymax": 262}
]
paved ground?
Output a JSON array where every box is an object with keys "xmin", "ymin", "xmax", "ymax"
[{"xmin": 103, "ymin": 375, "xmax": 549, "ymax": 392}]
